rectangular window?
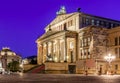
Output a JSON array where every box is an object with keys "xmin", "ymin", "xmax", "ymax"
[
  {"xmin": 82, "ymin": 17, "xmax": 86, "ymax": 27},
  {"xmin": 119, "ymin": 37, "xmax": 120, "ymax": 45},
  {"xmin": 70, "ymin": 20, "xmax": 73, "ymax": 26},
  {"xmin": 86, "ymin": 18, "xmax": 89, "ymax": 25},
  {"xmin": 68, "ymin": 20, "xmax": 73, "ymax": 27},
  {"xmin": 84, "ymin": 38, "xmax": 87, "ymax": 46},
  {"xmin": 111, "ymin": 23, "xmax": 113, "ymax": 28},
  {"xmin": 108, "ymin": 23, "xmax": 111, "ymax": 29},
  {"xmin": 103, "ymin": 22, "xmax": 106, "ymax": 27},
  {"xmin": 119, "ymin": 48, "xmax": 120, "ymax": 58},
  {"xmin": 91, "ymin": 19, "xmax": 95, "ymax": 25},
  {"xmin": 61, "ymin": 25, "xmax": 62, "ymax": 30},
  {"xmin": 115, "ymin": 37, "xmax": 118, "ymax": 45},
  {"xmin": 106, "ymin": 22, "xmax": 109, "ymax": 28},
  {"xmin": 64, "ymin": 23, "xmax": 67, "ymax": 30},
  {"xmin": 101, "ymin": 21, "xmax": 104, "ymax": 26},
  {"xmin": 84, "ymin": 49, "xmax": 86, "ymax": 59},
  {"xmin": 88, "ymin": 49, "xmax": 90, "ymax": 59},
  {"xmin": 82, "ymin": 17, "xmax": 85, "ymax": 24},
  {"xmin": 96, "ymin": 20, "xmax": 100, "ymax": 26},
  {"xmin": 68, "ymin": 21, "xmax": 70, "ymax": 27},
  {"xmin": 115, "ymin": 64, "xmax": 118, "ymax": 70},
  {"xmin": 115, "ymin": 48, "xmax": 118, "ymax": 57},
  {"xmin": 80, "ymin": 50, "xmax": 83, "ymax": 59}
]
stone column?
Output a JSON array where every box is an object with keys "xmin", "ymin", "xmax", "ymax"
[
  {"xmin": 74, "ymin": 38, "xmax": 77, "ymax": 62},
  {"xmin": 51, "ymin": 41, "xmax": 54, "ymax": 61},
  {"xmin": 57, "ymin": 39, "xmax": 60, "ymax": 62},
  {"xmin": 37, "ymin": 44, "xmax": 43, "ymax": 65},
  {"xmin": 60, "ymin": 40, "xmax": 64, "ymax": 62},
  {"xmin": 43, "ymin": 43, "xmax": 47, "ymax": 62},
  {"xmin": 46, "ymin": 42, "xmax": 48, "ymax": 61},
  {"xmin": 41, "ymin": 44, "xmax": 43, "ymax": 63}
]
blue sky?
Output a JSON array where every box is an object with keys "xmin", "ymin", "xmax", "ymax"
[{"xmin": 0, "ymin": 0, "xmax": 120, "ymax": 58}]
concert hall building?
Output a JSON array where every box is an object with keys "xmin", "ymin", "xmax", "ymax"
[{"xmin": 36, "ymin": 7, "xmax": 120, "ymax": 74}]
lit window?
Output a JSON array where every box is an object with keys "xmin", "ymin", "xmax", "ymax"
[
  {"xmin": 91, "ymin": 19, "xmax": 95, "ymax": 25},
  {"xmin": 115, "ymin": 37, "xmax": 118, "ymax": 45},
  {"xmin": 88, "ymin": 49, "xmax": 90, "ymax": 59},
  {"xmin": 86, "ymin": 18, "xmax": 89, "ymax": 25},
  {"xmin": 106, "ymin": 22, "xmax": 109, "ymax": 28},
  {"xmin": 96, "ymin": 20, "xmax": 100, "ymax": 26},
  {"xmin": 68, "ymin": 21, "xmax": 70, "ymax": 27},
  {"xmin": 70, "ymin": 20, "xmax": 73, "ymax": 26},
  {"xmin": 115, "ymin": 64, "xmax": 118, "ymax": 70},
  {"xmin": 80, "ymin": 50, "xmax": 83, "ymax": 59},
  {"xmin": 84, "ymin": 49, "xmax": 86, "ymax": 59},
  {"xmin": 111, "ymin": 23, "xmax": 113, "ymax": 28},
  {"xmin": 119, "ymin": 48, "xmax": 120, "ymax": 58},
  {"xmin": 115, "ymin": 48, "xmax": 118, "ymax": 57}
]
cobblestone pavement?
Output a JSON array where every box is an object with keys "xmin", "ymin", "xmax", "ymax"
[{"xmin": 0, "ymin": 73, "xmax": 120, "ymax": 83}]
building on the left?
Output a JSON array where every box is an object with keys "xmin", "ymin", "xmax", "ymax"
[{"xmin": 0, "ymin": 47, "xmax": 22, "ymax": 72}]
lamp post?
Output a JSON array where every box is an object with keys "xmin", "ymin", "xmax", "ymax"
[{"xmin": 104, "ymin": 54, "xmax": 115, "ymax": 75}]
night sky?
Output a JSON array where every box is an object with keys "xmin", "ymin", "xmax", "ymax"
[{"xmin": 0, "ymin": 0, "xmax": 120, "ymax": 58}]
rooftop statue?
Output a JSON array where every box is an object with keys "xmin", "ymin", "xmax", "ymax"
[{"xmin": 56, "ymin": 6, "xmax": 66, "ymax": 15}]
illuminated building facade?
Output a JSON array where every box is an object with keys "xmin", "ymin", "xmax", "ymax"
[
  {"xmin": 0, "ymin": 47, "xmax": 21, "ymax": 70},
  {"xmin": 36, "ymin": 7, "xmax": 120, "ymax": 74}
]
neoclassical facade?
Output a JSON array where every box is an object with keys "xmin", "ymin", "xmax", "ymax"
[{"xmin": 36, "ymin": 7, "xmax": 120, "ymax": 74}]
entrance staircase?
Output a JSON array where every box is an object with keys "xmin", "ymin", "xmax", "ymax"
[{"xmin": 26, "ymin": 64, "xmax": 45, "ymax": 73}]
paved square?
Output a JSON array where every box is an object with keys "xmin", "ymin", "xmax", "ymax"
[{"xmin": 0, "ymin": 73, "xmax": 120, "ymax": 83}]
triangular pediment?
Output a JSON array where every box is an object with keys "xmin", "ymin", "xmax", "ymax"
[
  {"xmin": 51, "ymin": 13, "xmax": 74, "ymax": 25},
  {"xmin": 45, "ymin": 12, "xmax": 77, "ymax": 29}
]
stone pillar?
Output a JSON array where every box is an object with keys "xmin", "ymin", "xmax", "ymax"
[
  {"xmin": 57, "ymin": 39, "xmax": 60, "ymax": 62},
  {"xmin": 40, "ymin": 44, "xmax": 43, "ymax": 63},
  {"xmin": 37, "ymin": 44, "xmax": 43, "ymax": 65},
  {"xmin": 51, "ymin": 41, "xmax": 54, "ymax": 61},
  {"xmin": 46, "ymin": 42, "xmax": 48, "ymax": 61},
  {"xmin": 74, "ymin": 38, "xmax": 77, "ymax": 62},
  {"xmin": 60, "ymin": 40, "xmax": 64, "ymax": 62},
  {"xmin": 53, "ymin": 41, "xmax": 57, "ymax": 62},
  {"xmin": 43, "ymin": 43, "xmax": 47, "ymax": 62}
]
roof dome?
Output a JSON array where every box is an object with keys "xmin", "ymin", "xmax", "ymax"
[{"xmin": 0, "ymin": 47, "xmax": 16, "ymax": 56}]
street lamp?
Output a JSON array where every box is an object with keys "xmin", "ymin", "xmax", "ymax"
[{"xmin": 104, "ymin": 54, "xmax": 115, "ymax": 75}]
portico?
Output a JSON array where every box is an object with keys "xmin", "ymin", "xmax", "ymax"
[{"xmin": 37, "ymin": 30, "xmax": 77, "ymax": 65}]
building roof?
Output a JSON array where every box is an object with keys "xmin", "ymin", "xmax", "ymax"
[
  {"xmin": 80, "ymin": 13, "xmax": 120, "ymax": 23},
  {"xmin": 45, "ymin": 12, "xmax": 120, "ymax": 30},
  {"xmin": 36, "ymin": 30, "xmax": 77, "ymax": 42}
]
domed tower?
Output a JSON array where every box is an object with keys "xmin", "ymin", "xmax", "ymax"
[{"xmin": 0, "ymin": 47, "xmax": 21, "ymax": 70}]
